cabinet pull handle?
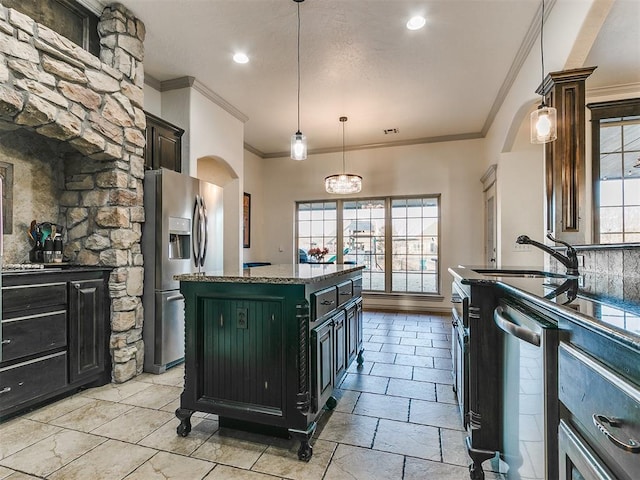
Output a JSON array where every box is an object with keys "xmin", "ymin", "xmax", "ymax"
[
  {"xmin": 320, "ymin": 300, "xmax": 335, "ymax": 306},
  {"xmin": 339, "ymin": 291, "xmax": 351, "ymax": 296},
  {"xmin": 592, "ymin": 414, "xmax": 640, "ymax": 453},
  {"xmin": 0, "ymin": 387, "xmax": 11, "ymax": 394},
  {"xmin": 451, "ymin": 295, "xmax": 462, "ymax": 304},
  {"xmin": 1, "ymin": 339, "xmax": 10, "ymax": 345}
]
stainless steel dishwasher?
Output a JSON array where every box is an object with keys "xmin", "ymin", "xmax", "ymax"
[{"xmin": 494, "ymin": 300, "xmax": 559, "ymax": 480}]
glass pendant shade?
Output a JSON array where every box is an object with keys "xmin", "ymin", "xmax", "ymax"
[
  {"xmin": 325, "ymin": 173, "xmax": 362, "ymax": 194},
  {"xmin": 530, "ymin": 104, "xmax": 557, "ymax": 144},
  {"xmin": 291, "ymin": 131, "xmax": 307, "ymax": 160}
]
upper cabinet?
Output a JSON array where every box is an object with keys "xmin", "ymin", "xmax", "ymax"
[{"xmin": 144, "ymin": 112, "xmax": 185, "ymax": 173}]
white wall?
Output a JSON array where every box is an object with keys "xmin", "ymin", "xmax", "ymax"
[
  {"xmin": 243, "ymin": 149, "xmax": 266, "ymax": 263},
  {"xmin": 260, "ymin": 139, "xmax": 487, "ymax": 312},
  {"xmin": 142, "ymin": 82, "xmax": 247, "ymax": 271}
]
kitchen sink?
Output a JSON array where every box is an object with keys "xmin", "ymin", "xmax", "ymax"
[{"xmin": 471, "ymin": 268, "xmax": 569, "ymax": 279}]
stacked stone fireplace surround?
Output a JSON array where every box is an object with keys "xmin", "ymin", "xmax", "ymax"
[{"xmin": 0, "ymin": 2, "xmax": 146, "ymax": 382}]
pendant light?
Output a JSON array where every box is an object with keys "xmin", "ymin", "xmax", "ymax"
[
  {"xmin": 530, "ymin": 0, "xmax": 557, "ymax": 144},
  {"xmin": 325, "ymin": 117, "xmax": 363, "ymax": 194},
  {"xmin": 291, "ymin": 0, "xmax": 307, "ymax": 160}
]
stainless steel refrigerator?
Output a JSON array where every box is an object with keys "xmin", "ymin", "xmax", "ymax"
[{"xmin": 142, "ymin": 168, "xmax": 223, "ymax": 373}]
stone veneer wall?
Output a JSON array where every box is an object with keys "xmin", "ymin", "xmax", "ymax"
[{"xmin": 0, "ymin": 2, "xmax": 146, "ymax": 382}]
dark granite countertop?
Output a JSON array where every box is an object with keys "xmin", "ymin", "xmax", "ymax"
[
  {"xmin": 175, "ymin": 263, "xmax": 365, "ymax": 285},
  {"xmin": 449, "ymin": 266, "xmax": 640, "ymax": 351}
]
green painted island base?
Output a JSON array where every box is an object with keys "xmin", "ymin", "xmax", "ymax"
[{"xmin": 173, "ymin": 264, "xmax": 365, "ymax": 461}]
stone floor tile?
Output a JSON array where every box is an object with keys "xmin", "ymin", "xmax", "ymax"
[
  {"xmin": 399, "ymin": 336, "xmax": 433, "ymax": 347},
  {"xmin": 204, "ymin": 465, "xmax": 281, "ymax": 480},
  {"xmin": 191, "ymin": 431, "xmax": 268, "ymax": 469},
  {"xmin": 338, "ymin": 372, "xmax": 389, "ymax": 394},
  {"xmin": 119, "ymin": 384, "xmax": 183, "ymax": 410},
  {"xmin": 0, "ymin": 429, "xmax": 106, "ymax": 477},
  {"xmin": 80, "ymin": 379, "xmax": 153, "ymax": 402},
  {"xmin": 362, "ymin": 341, "xmax": 382, "ymax": 352},
  {"xmin": 135, "ymin": 365, "xmax": 185, "ymax": 386},
  {"xmin": 385, "ymin": 329, "xmax": 416, "ymax": 338},
  {"xmin": 434, "ymin": 356, "xmax": 454, "ymax": 371},
  {"xmin": 369, "ymin": 362, "xmax": 413, "ymax": 380},
  {"xmin": 91, "ymin": 406, "xmax": 174, "ymax": 443},
  {"xmin": 23, "ymin": 395, "xmax": 95, "ymax": 423},
  {"xmin": 440, "ymin": 427, "xmax": 471, "ymax": 466},
  {"xmin": 0, "ymin": 419, "xmax": 61, "ymax": 460},
  {"xmin": 47, "ymin": 439, "xmax": 155, "ymax": 480},
  {"xmin": 436, "ymin": 383, "xmax": 458, "ymax": 404},
  {"xmin": 386, "ymin": 378, "xmax": 436, "ymax": 401},
  {"xmin": 317, "ymin": 411, "xmax": 378, "ymax": 448},
  {"xmin": 123, "ymin": 451, "xmax": 215, "ymax": 479},
  {"xmin": 413, "ymin": 366, "xmax": 453, "ymax": 385},
  {"xmin": 49, "ymin": 399, "xmax": 134, "ymax": 432},
  {"xmin": 139, "ymin": 417, "xmax": 219, "ymax": 456},
  {"xmin": 379, "ymin": 343, "xmax": 415, "ymax": 355},
  {"xmin": 372, "ymin": 418, "xmax": 440, "ymax": 460},
  {"xmin": 0, "ymin": 471, "xmax": 40, "ymax": 479},
  {"xmin": 415, "ymin": 346, "xmax": 452, "ymax": 358},
  {"xmin": 368, "ymin": 335, "xmax": 400, "ymax": 344},
  {"xmin": 404, "ymin": 457, "xmax": 473, "ymax": 480},
  {"xmin": 0, "ymin": 466, "xmax": 13, "ymax": 478},
  {"xmin": 358, "ymin": 350, "xmax": 396, "ymax": 364},
  {"xmin": 395, "ymin": 353, "xmax": 434, "ymax": 368},
  {"xmin": 409, "ymin": 399, "xmax": 464, "ymax": 430},
  {"xmin": 252, "ymin": 438, "xmax": 335, "ymax": 480},
  {"xmin": 433, "ymin": 339, "xmax": 452, "ymax": 349},
  {"xmin": 332, "ymin": 388, "xmax": 361, "ymax": 413},
  {"xmin": 323, "ymin": 444, "xmax": 404, "ymax": 480},
  {"xmin": 353, "ymin": 392, "xmax": 410, "ymax": 421},
  {"xmin": 416, "ymin": 331, "xmax": 449, "ymax": 340}
]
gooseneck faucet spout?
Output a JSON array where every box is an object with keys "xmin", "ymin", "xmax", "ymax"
[{"xmin": 516, "ymin": 232, "xmax": 579, "ymax": 276}]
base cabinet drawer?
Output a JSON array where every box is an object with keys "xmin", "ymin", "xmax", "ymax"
[
  {"xmin": 559, "ymin": 419, "xmax": 617, "ymax": 480},
  {"xmin": 0, "ymin": 352, "xmax": 67, "ymax": 412},
  {"xmin": 311, "ymin": 287, "xmax": 337, "ymax": 320},
  {"xmin": 559, "ymin": 343, "xmax": 640, "ymax": 480},
  {"xmin": 2, "ymin": 282, "xmax": 67, "ymax": 313},
  {"xmin": 1, "ymin": 311, "xmax": 67, "ymax": 362}
]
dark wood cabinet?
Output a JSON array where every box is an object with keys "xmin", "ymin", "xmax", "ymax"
[
  {"xmin": 176, "ymin": 269, "xmax": 363, "ymax": 461},
  {"xmin": 1, "ymin": 269, "xmax": 110, "ymax": 420},
  {"xmin": 144, "ymin": 112, "xmax": 184, "ymax": 172},
  {"xmin": 68, "ymin": 279, "xmax": 106, "ymax": 384}
]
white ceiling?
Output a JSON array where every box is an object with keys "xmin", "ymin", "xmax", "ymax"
[{"xmin": 90, "ymin": 0, "xmax": 640, "ymax": 157}]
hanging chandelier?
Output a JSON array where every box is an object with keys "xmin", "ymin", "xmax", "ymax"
[
  {"xmin": 291, "ymin": 0, "xmax": 307, "ymax": 160},
  {"xmin": 325, "ymin": 117, "xmax": 363, "ymax": 194},
  {"xmin": 530, "ymin": 0, "xmax": 557, "ymax": 144}
]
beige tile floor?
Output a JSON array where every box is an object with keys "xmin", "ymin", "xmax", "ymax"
[{"xmin": 0, "ymin": 311, "xmax": 505, "ymax": 479}]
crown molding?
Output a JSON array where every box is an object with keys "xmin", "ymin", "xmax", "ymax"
[
  {"xmin": 260, "ymin": 132, "xmax": 484, "ymax": 159},
  {"xmin": 144, "ymin": 74, "xmax": 162, "ymax": 91},
  {"xmin": 244, "ymin": 143, "xmax": 265, "ymax": 158},
  {"xmin": 587, "ymin": 82, "xmax": 640, "ymax": 99}
]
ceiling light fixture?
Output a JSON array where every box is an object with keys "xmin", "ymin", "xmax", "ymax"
[
  {"xmin": 291, "ymin": 0, "xmax": 307, "ymax": 160},
  {"xmin": 530, "ymin": 0, "xmax": 557, "ymax": 144},
  {"xmin": 325, "ymin": 117, "xmax": 362, "ymax": 194},
  {"xmin": 233, "ymin": 53, "xmax": 249, "ymax": 64},
  {"xmin": 406, "ymin": 16, "xmax": 426, "ymax": 30}
]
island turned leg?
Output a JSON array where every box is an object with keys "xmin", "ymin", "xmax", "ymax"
[
  {"xmin": 175, "ymin": 408, "xmax": 194, "ymax": 437},
  {"xmin": 289, "ymin": 421, "xmax": 317, "ymax": 462}
]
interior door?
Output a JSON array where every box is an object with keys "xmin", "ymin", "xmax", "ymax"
[{"xmin": 484, "ymin": 182, "xmax": 497, "ymax": 267}]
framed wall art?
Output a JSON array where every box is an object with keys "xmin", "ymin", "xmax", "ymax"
[{"xmin": 243, "ymin": 192, "xmax": 251, "ymax": 248}]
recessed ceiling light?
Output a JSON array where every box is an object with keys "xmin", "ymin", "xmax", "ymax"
[
  {"xmin": 406, "ymin": 16, "xmax": 426, "ymax": 30},
  {"xmin": 233, "ymin": 53, "xmax": 249, "ymax": 64}
]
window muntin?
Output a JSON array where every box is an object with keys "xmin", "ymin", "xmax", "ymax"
[
  {"xmin": 296, "ymin": 195, "xmax": 440, "ymax": 295},
  {"xmin": 596, "ymin": 115, "xmax": 640, "ymax": 243}
]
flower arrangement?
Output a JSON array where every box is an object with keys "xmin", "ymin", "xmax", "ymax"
[{"xmin": 307, "ymin": 247, "xmax": 329, "ymax": 262}]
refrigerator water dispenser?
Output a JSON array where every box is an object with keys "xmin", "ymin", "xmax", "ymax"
[{"xmin": 168, "ymin": 217, "xmax": 190, "ymax": 260}]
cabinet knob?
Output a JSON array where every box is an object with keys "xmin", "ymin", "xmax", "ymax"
[{"xmin": 0, "ymin": 387, "xmax": 11, "ymax": 394}]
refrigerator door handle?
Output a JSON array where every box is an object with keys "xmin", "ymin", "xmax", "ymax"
[
  {"xmin": 192, "ymin": 195, "xmax": 201, "ymax": 268},
  {"xmin": 201, "ymin": 197, "xmax": 208, "ymax": 266}
]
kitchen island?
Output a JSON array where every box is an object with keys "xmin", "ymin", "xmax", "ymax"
[{"xmin": 173, "ymin": 263, "xmax": 364, "ymax": 461}]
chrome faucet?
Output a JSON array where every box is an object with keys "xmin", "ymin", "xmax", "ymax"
[{"xmin": 516, "ymin": 232, "xmax": 580, "ymax": 276}]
